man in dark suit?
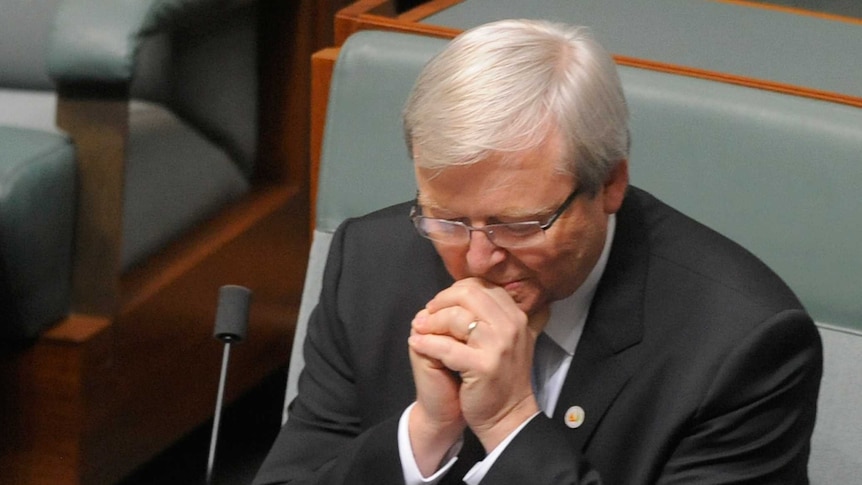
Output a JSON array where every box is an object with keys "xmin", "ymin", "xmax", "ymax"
[{"xmin": 255, "ymin": 19, "xmax": 822, "ymax": 484}]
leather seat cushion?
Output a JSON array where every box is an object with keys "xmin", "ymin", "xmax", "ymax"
[
  {"xmin": 0, "ymin": 89, "xmax": 250, "ymax": 271},
  {"xmin": 0, "ymin": 125, "xmax": 75, "ymax": 339}
]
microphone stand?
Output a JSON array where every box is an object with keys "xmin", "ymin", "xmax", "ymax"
[{"xmin": 206, "ymin": 285, "xmax": 252, "ymax": 485}]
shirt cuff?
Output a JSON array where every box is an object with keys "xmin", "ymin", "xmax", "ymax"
[
  {"xmin": 398, "ymin": 402, "xmax": 463, "ymax": 485},
  {"xmin": 462, "ymin": 411, "xmax": 542, "ymax": 485}
]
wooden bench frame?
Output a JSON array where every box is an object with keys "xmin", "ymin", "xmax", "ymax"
[{"xmin": 0, "ymin": 1, "xmax": 355, "ymax": 483}]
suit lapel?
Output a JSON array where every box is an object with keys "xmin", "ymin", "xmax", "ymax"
[{"xmin": 553, "ymin": 189, "xmax": 649, "ymax": 450}]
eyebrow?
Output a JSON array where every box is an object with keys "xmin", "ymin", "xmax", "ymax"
[{"xmin": 416, "ymin": 192, "xmax": 556, "ymax": 222}]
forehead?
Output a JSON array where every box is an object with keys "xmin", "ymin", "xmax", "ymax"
[{"xmin": 415, "ymin": 155, "xmax": 574, "ymax": 219}]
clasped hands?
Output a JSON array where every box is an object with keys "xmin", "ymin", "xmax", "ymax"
[{"xmin": 407, "ymin": 277, "xmax": 543, "ymax": 476}]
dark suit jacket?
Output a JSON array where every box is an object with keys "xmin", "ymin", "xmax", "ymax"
[{"xmin": 255, "ymin": 187, "xmax": 822, "ymax": 485}]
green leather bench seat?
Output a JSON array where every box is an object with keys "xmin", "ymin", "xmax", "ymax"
[
  {"xmin": 0, "ymin": 126, "xmax": 75, "ymax": 340},
  {"xmin": 42, "ymin": 0, "xmax": 258, "ymax": 269},
  {"xmin": 0, "ymin": 0, "xmax": 255, "ymax": 338},
  {"xmin": 0, "ymin": 90, "xmax": 250, "ymax": 271},
  {"xmin": 287, "ymin": 30, "xmax": 862, "ymax": 483},
  {"xmin": 422, "ymin": 0, "xmax": 862, "ymax": 100},
  {"xmin": 625, "ymin": 69, "xmax": 861, "ymax": 330}
]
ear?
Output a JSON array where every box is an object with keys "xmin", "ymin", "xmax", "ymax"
[{"xmin": 602, "ymin": 159, "xmax": 629, "ymax": 214}]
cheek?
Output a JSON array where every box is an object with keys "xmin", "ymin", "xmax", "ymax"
[
  {"xmin": 530, "ymin": 222, "xmax": 607, "ymax": 296},
  {"xmin": 432, "ymin": 243, "xmax": 470, "ymax": 278},
  {"xmin": 522, "ymin": 248, "xmax": 579, "ymax": 287}
]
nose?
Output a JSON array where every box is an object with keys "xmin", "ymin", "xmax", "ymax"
[{"xmin": 465, "ymin": 229, "xmax": 507, "ymax": 274}]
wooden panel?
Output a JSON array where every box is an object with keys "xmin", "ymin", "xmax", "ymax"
[
  {"xmin": 614, "ymin": 54, "xmax": 862, "ymax": 109},
  {"xmin": 56, "ymin": 92, "xmax": 128, "ymax": 317},
  {"xmin": 398, "ymin": 0, "xmax": 463, "ymax": 22},
  {"xmin": 335, "ymin": 0, "xmax": 460, "ymax": 45},
  {"xmin": 0, "ymin": 189, "xmax": 309, "ymax": 485},
  {"xmin": 86, "ymin": 191, "xmax": 309, "ymax": 484},
  {"xmin": 258, "ymin": 0, "xmax": 355, "ymax": 185},
  {"xmin": 719, "ymin": 0, "xmax": 862, "ymax": 23},
  {"xmin": 0, "ymin": 315, "xmax": 113, "ymax": 484}
]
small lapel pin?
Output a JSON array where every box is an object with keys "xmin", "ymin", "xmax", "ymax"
[{"xmin": 564, "ymin": 406, "xmax": 585, "ymax": 429}]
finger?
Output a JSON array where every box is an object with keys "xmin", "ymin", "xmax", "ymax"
[
  {"xmin": 412, "ymin": 305, "xmax": 476, "ymax": 340},
  {"xmin": 408, "ymin": 332, "xmax": 481, "ymax": 374},
  {"xmin": 423, "ymin": 285, "xmax": 526, "ymax": 356},
  {"xmin": 407, "ymin": 332, "xmax": 466, "ymax": 437},
  {"xmin": 428, "ymin": 280, "xmax": 526, "ymax": 335},
  {"xmin": 452, "ymin": 277, "xmax": 518, "ymax": 311},
  {"xmin": 428, "ymin": 278, "xmax": 501, "ymax": 312}
]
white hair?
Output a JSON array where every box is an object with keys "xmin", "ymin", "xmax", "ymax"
[{"xmin": 403, "ymin": 19, "xmax": 629, "ymax": 193}]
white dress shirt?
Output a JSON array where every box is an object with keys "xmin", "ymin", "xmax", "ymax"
[{"xmin": 400, "ymin": 215, "xmax": 616, "ymax": 485}]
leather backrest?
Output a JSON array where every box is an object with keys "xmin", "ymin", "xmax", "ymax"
[
  {"xmin": 423, "ymin": 0, "xmax": 862, "ymax": 100},
  {"xmin": 313, "ymin": 32, "xmax": 441, "ymax": 232},
  {"xmin": 285, "ymin": 31, "xmax": 438, "ymax": 411},
  {"xmin": 0, "ymin": 0, "xmax": 258, "ymax": 175},
  {"xmin": 624, "ymin": 66, "xmax": 862, "ymax": 331},
  {"xmin": 0, "ymin": 0, "xmax": 61, "ymax": 89}
]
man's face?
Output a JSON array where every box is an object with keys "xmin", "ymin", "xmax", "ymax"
[{"xmin": 414, "ymin": 145, "xmax": 628, "ymax": 317}]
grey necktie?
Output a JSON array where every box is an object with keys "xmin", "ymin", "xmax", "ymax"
[{"xmin": 532, "ymin": 331, "xmax": 565, "ymax": 415}]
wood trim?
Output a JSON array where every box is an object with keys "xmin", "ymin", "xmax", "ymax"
[
  {"xmin": 257, "ymin": 0, "xmax": 299, "ymax": 185},
  {"xmin": 257, "ymin": 0, "xmax": 351, "ymax": 189},
  {"xmin": 86, "ymin": 195, "xmax": 308, "ymax": 485},
  {"xmin": 713, "ymin": 0, "xmax": 862, "ymax": 26},
  {"xmin": 397, "ymin": 0, "xmax": 463, "ymax": 22},
  {"xmin": 335, "ymin": 0, "xmax": 390, "ymax": 45},
  {"xmin": 0, "ymin": 190, "xmax": 309, "ymax": 485},
  {"xmin": 615, "ymin": 55, "xmax": 862, "ymax": 109},
  {"xmin": 56, "ymin": 93, "xmax": 127, "ymax": 317},
  {"xmin": 335, "ymin": 0, "xmax": 460, "ymax": 45},
  {"xmin": 120, "ymin": 184, "xmax": 301, "ymax": 312},
  {"xmin": 335, "ymin": 12, "xmax": 460, "ymax": 45},
  {"xmin": 42, "ymin": 315, "xmax": 111, "ymax": 344},
  {"xmin": 336, "ymin": 0, "xmax": 392, "ymax": 21},
  {"xmin": 0, "ymin": 321, "xmax": 111, "ymax": 484},
  {"xmin": 334, "ymin": 0, "xmax": 862, "ymax": 108}
]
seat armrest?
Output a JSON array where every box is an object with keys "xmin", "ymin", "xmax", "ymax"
[{"xmin": 47, "ymin": 0, "xmax": 254, "ymax": 83}]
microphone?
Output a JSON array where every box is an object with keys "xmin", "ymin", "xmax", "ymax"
[{"xmin": 206, "ymin": 285, "xmax": 252, "ymax": 485}]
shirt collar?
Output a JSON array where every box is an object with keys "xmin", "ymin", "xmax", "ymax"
[{"xmin": 544, "ymin": 214, "xmax": 616, "ymax": 355}]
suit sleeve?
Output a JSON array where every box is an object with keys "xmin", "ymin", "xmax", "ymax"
[
  {"xmin": 253, "ymin": 219, "xmax": 407, "ymax": 485},
  {"xmin": 657, "ymin": 309, "xmax": 822, "ymax": 484},
  {"xmin": 480, "ymin": 415, "xmax": 602, "ymax": 485}
]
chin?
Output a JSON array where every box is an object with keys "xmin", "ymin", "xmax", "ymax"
[
  {"xmin": 503, "ymin": 280, "xmax": 540, "ymax": 308},
  {"xmin": 512, "ymin": 293, "xmax": 547, "ymax": 317}
]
